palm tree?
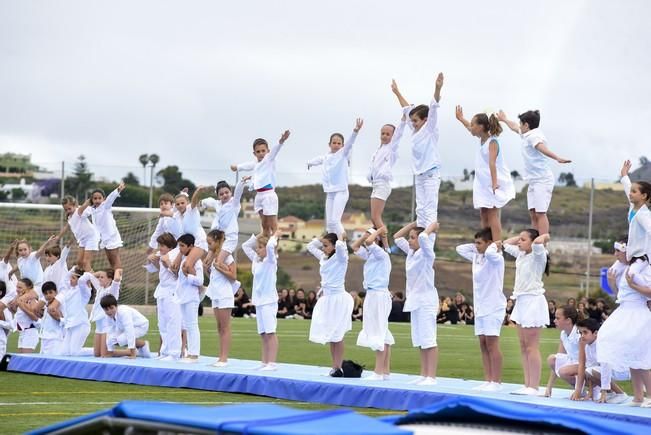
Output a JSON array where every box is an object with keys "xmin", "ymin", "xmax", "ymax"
[{"xmin": 139, "ymin": 154, "xmax": 149, "ymax": 187}]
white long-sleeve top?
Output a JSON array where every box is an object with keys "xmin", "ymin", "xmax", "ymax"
[
  {"xmin": 367, "ymin": 117, "xmax": 406, "ymax": 183},
  {"xmin": 355, "ymin": 244, "xmax": 390, "ymax": 292},
  {"xmin": 173, "ymin": 205, "xmax": 208, "ymax": 250},
  {"xmin": 206, "ymin": 254, "xmax": 236, "ymax": 300},
  {"xmin": 406, "ymin": 101, "xmax": 441, "ymax": 175},
  {"xmin": 236, "ymin": 141, "xmax": 285, "ymax": 190},
  {"xmin": 503, "ymin": 243, "xmax": 547, "ymax": 298},
  {"xmin": 68, "ymin": 208, "xmax": 100, "ymax": 244},
  {"xmin": 17, "ymin": 252, "xmax": 44, "ymax": 286},
  {"xmin": 0, "ymin": 260, "xmax": 17, "ymax": 306},
  {"xmin": 615, "ymin": 258, "xmax": 651, "ymax": 304},
  {"xmin": 175, "ymin": 257, "xmax": 203, "ymax": 304},
  {"xmin": 153, "ymin": 248, "xmax": 180, "ymax": 300},
  {"xmin": 200, "ymin": 179, "xmax": 245, "ymax": 236},
  {"xmin": 40, "ymin": 302, "xmax": 64, "ymax": 340},
  {"xmin": 90, "ymin": 189, "xmax": 122, "ymax": 244},
  {"xmin": 89, "ymin": 277, "xmax": 121, "ymax": 323},
  {"xmin": 560, "ymin": 325, "xmax": 580, "ymax": 362},
  {"xmin": 456, "ymin": 243, "xmax": 507, "ymax": 317},
  {"xmin": 43, "ymin": 246, "xmax": 71, "ymax": 291},
  {"xmin": 395, "ymin": 233, "xmax": 437, "ymax": 311},
  {"xmin": 148, "ymin": 215, "xmax": 182, "ymax": 250},
  {"xmin": 242, "ymin": 234, "xmax": 278, "ymax": 306},
  {"xmin": 520, "ymin": 128, "xmax": 554, "ymax": 183},
  {"xmin": 307, "ymin": 131, "xmax": 358, "ymax": 193},
  {"xmin": 106, "ymin": 305, "xmax": 149, "ymax": 349},
  {"xmin": 0, "ymin": 307, "xmax": 14, "ymax": 332},
  {"xmin": 55, "ymin": 270, "xmax": 93, "ymax": 329},
  {"xmin": 621, "ymin": 175, "xmax": 651, "ymax": 260},
  {"xmin": 307, "ymin": 238, "xmax": 349, "ymax": 294}
]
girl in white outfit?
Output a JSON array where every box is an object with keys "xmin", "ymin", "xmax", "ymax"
[
  {"xmin": 503, "ymin": 229, "xmax": 550, "ymax": 395},
  {"xmin": 175, "ymin": 234, "xmax": 204, "ymax": 363},
  {"xmin": 455, "ymin": 107, "xmax": 515, "ymax": 240},
  {"xmin": 456, "ymin": 228, "xmax": 506, "ymax": 391},
  {"xmin": 307, "ymin": 119, "xmax": 363, "ymax": 235},
  {"xmin": 171, "ymin": 191, "xmax": 208, "ymax": 277},
  {"xmin": 242, "ymin": 232, "xmax": 280, "ymax": 371},
  {"xmin": 88, "ymin": 268, "xmax": 122, "ymax": 357},
  {"xmin": 206, "ymin": 229, "xmax": 240, "ymax": 367},
  {"xmin": 89, "ymin": 182, "xmax": 126, "ymax": 269},
  {"xmin": 391, "ymin": 74, "xmax": 444, "ymax": 228},
  {"xmin": 14, "ymin": 278, "xmax": 41, "ymax": 352},
  {"xmin": 199, "ymin": 178, "xmax": 246, "ymax": 268},
  {"xmin": 351, "ymin": 226, "xmax": 393, "ymax": 380},
  {"xmin": 619, "ymin": 160, "xmax": 651, "ymax": 262},
  {"xmin": 393, "ymin": 221, "xmax": 440, "ymax": 386},
  {"xmin": 544, "ymin": 305, "xmax": 581, "ymax": 397},
  {"xmin": 60, "ymin": 196, "xmax": 100, "ymax": 271},
  {"xmin": 14, "ymin": 239, "xmax": 46, "ymax": 298},
  {"xmin": 307, "ymin": 233, "xmax": 353, "ymax": 377}
]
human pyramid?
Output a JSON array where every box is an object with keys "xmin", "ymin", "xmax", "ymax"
[{"xmin": 1, "ymin": 74, "xmax": 651, "ymax": 408}]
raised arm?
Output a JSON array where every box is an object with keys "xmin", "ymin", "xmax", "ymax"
[
  {"xmin": 77, "ymin": 198, "xmax": 91, "ymax": 216},
  {"xmin": 191, "ymin": 186, "xmax": 210, "ymax": 209},
  {"xmin": 101, "ymin": 182, "xmax": 125, "ymax": 210},
  {"xmin": 267, "ymin": 130, "xmax": 291, "ymax": 162},
  {"xmin": 391, "ymin": 79, "xmax": 410, "ymax": 107},
  {"xmin": 433, "ymin": 72, "xmax": 444, "ymax": 103},
  {"xmin": 535, "ymin": 142, "xmax": 571, "ymax": 164},
  {"xmin": 393, "ymin": 221, "xmax": 417, "ymax": 241},
  {"xmin": 306, "ymin": 238, "xmax": 325, "ymax": 261},
  {"xmin": 233, "ymin": 161, "xmax": 256, "ymax": 173},
  {"xmin": 497, "ymin": 110, "xmax": 520, "ymax": 134},
  {"xmin": 233, "ymin": 177, "xmax": 247, "ymax": 203},
  {"xmin": 455, "ymin": 105, "xmax": 472, "ymax": 133},
  {"xmin": 620, "ymin": 160, "xmax": 632, "ymax": 199},
  {"xmin": 334, "ymin": 238, "xmax": 349, "ymax": 263},
  {"xmin": 241, "ymin": 234, "xmax": 258, "ymax": 263},
  {"xmin": 423, "ymin": 221, "xmax": 440, "ymax": 236},
  {"xmin": 534, "ymin": 233, "xmax": 550, "ymax": 245},
  {"xmin": 3, "ymin": 240, "xmax": 17, "ymax": 263},
  {"xmin": 455, "ymin": 243, "xmax": 477, "ymax": 262},
  {"xmin": 306, "ymin": 155, "xmax": 325, "ymax": 170},
  {"xmin": 265, "ymin": 232, "xmax": 279, "ymax": 265},
  {"xmin": 342, "ymin": 119, "xmax": 363, "ymax": 158},
  {"xmin": 35, "ymin": 235, "xmax": 58, "ymax": 259},
  {"xmin": 351, "ymin": 230, "xmax": 372, "ymax": 253}
]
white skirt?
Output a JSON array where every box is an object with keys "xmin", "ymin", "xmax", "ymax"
[
  {"xmin": 473, "ymin": 184, "xmax": 514, "ymax": 209},
  {"xmin": 596, "ymin": 301, "xmax": 651, "ymax": 372},
  {"xmin": 309, "ymin": 291, "xmax": 353, "ymax": 344},
  {"xmin": 510, "ymin": 293, "xmax": 549, "ymax": 328},
  {"xmin": 356, "ymin": 290, "xmax": 394, "ymax": 351}
]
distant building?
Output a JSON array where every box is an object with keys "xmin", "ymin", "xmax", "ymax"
[
  {"xmin": 547, "ymin": 239, "xmax": 602, "ymax": 256},
  {"xmin": 0, "ymin": 153, "xmax": 39, "ymax": 178}
]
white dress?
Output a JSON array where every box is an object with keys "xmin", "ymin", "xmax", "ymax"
[
  {"xmin": 504, "ymin": 243, "xmax": 549, "ymax": 328},
  {"xmin": 307, "ymin": 239, "xmax": 353, "ymax": 344},
  {"xmin": 473, "ymin": 136, "xmax": 515, "ymax": 209}
]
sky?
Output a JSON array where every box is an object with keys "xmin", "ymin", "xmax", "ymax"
[{"xmin": 1, "ymin": 0, "xmax": 650, "ymax": 188}]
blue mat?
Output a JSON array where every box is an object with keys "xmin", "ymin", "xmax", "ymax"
[{"xmin": 9, "ymin": 354, "xmax": 651, "ymax": 427}]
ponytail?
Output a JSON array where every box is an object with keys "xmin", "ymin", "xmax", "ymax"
[{"xmin": 488, "ymin": 113, "xmax": 503, "ymax": 136}]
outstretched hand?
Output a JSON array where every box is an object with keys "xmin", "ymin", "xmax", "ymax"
[
  {"xmin": 354, "ymin": 118, "xmax": 364, "ymax": 133},
  {"xmin": 621, "ymin": 159, "xmax": 632, "ymax": 177},
  {"xmin": 391, "ymin": 79, "xmax": 399, "ymax": 94},
  {"xmin": 279, "ymin": 130, "xmax": 291, "ymax": 144},
  {"xmin": 557, "ymin": 158, "xmax": 572, "ymax": 164},
  {"xmin": 497, "ymin": 110, "xmax": 508, "ymax": 122},
  {"xmin": 455, "ymin": 105, "xmax": 465, "ymax": 122},
  {"xmin": 117, "ymin": 181, "xmax": 126, "ymax": 192},
  {"xmin": 230, "ymin": 164, "xmax": 238, "ymax": 172},
  {"xmin": 435, "ymin": 72, "xmax": 444, "ymax": 89}
]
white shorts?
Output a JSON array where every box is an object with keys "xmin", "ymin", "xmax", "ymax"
[
  {"xmin": 100, "ymin": 234, "xmax": 123, "ymax": 250},
  {"xmin": 527, "ymin": 181, "xmax": 554, "ymax": 213},
  {"xmin": 40, "ymin": 338, "xmax": 63, "ymax": 355},
  {"xmin": 371, "ymin": 180, "xmax": 392, "ymax": 201},
  {"xmin": 474, "ymin": 311, "xmax": 504, "ymax": 336},
  {"xmin": 106, "ymin": 325, "xmax": 148, "ymax": 351},
  {"xmin": 553, "ymin": 353, "xmax": 578, "ymax": 376},
  {"xmin": 255, "ymin": 303, "xmax": 278, "ymax": 334},
  {"xmin": 211, "ymin": 295, "xmax": 235, "ymax": 309},
  {"xmin": 79, "ymin": 237, "xmax": 100, "ymax": 251},
  {"xmin": 18, "ymin": 328, "xmax": 39, "ymax": 349},
  {"xmin": 94, "ymin": 317, "xmax": 111, "ymax": 334},
  {"xmin": 254, "ymin": 190, "xmax": 279, "ymax": 216},
  {"xmin": 410, "ymin": 306, "xmax": 438, "ymax": 349},
  {"xmin": 511, "ymin": 293, "xmax": 549, "ymax": 328}
]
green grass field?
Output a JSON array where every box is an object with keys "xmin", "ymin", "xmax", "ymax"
[{"xmin": 2, "ymin": 315, "xmax": 611, "ymax": 434}]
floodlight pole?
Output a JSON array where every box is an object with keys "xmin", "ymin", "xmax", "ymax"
[{"xmin": 586, "ymin": 178, "xmax": 595, "ymax": 297}]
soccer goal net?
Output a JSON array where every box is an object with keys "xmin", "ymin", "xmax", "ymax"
[{"xmin": 0, "ymin": 202, "xmax": 161, "ymax": 305}]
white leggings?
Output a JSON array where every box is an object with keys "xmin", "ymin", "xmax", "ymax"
[
  {"xmin": 62, "ymin": 323, "xmax": 91, "ymax": 356},
  {"xmin": 325, "ymin": 190, "xmax": 349, "ymax": 235},
  {"xmin": 157, "ymin": 297, "xmax": 182, "ymax": 358},
  {"xmin": 180, "ymin": 300, "xmax": 200, "ymax": 357}
]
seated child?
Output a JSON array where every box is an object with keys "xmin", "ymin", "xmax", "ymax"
[{"xmin": 101, "ymin": 294, "xmax": 152, "ymax": 359}]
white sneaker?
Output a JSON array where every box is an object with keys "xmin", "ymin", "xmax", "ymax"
[
  {"xmin": 407, "ymin": 376, "xmax": 425, "ymax": 385},
  {"xmin": 592, "ymin": 386, "xmax": 601, "ymax": 400},
  {"xmin": 251, "ymin": 313, "xmax": 257, "ymax": 318},
  {"xmin": 416, "ymin": 377, "xmax": 437, "ymax": 386},
  {"xmin": 383, "ymin": 374, "xmax": 391, "ymax": 381},
  {"xmin": 211, "ymin": 360, "xmax": 228, "ymax": 368},
  {"xmin": 522, "ymin": 387, "xmax": 541, "ymax": 396},
  {"xmin": 243, "ymin": 314, "xmax": 250, "ymax": 318},
  {"xmin": 140, "ymin": 341, "xmax": 152, "ymax": 359},
  {"xmin": 252, "ymin": 363, "xmax": 267, "ymax": 370},
  {"xmin": 160, "ymin": 355, "xmax": 177, "ymax": 362},
  {"xmin": 482, "ymin": 382, "xmax": 503, "ymax": 392},
  {"xmin": 472, "ymin": 382, "xmax": 491, "ymax": 391},
  {"xmin": 510, "ymin": 386, "xmax": 529, "ymax": 395},
  {"xmin": 364, "ymin": 373, "xmax": 385, "ymax": 381},
  {"xmin": 640, "ymin": 398, "xmax": 651, "ymax": 408},
  {"xmin": 626, "ymin": 400, "xmax": 644, "ymax": 407},
  {"xmin": 179, "ymin": 357, "xmax": 198, "ymax": 364},
  {"xmin": 606, "ymin": 392, "xmax": 629, "ymax": 404},
  {"xmin": 260, "ymin": 363, "xmax": 278, "ymax": 371}
]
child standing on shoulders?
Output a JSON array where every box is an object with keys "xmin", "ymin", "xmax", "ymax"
[
  {"xmin": 497, "ymin": 110, "xmax": 571, "ymax": 234},
  {"xmin": 89, "ymin": 268, "xmax": 122, "ymax": 357},
  {"xmin": 43, "ymin": 239, "xmax": 71, "ymax": 291},
  {"xmin": 503, "ymin": 229, "xmax": 550, "ymax": 395},
  {"xmin": 619, "ymin": 160, "xmax": 651, "ymax": 262},
  {"xmin": 307, "ymin": 120, "xmax": 363, "ymax": 235},
  {"xmin": 171, "ymin": 191, "xmax": 208, "ymax": 276},
  {"xmin": 455, "ymin": 228, "xmax": 506, "ymax": 391},
  {"xmin": 352, "ymin": 226, "xmax": 394, "ymax": 381},
  {"xmin": 175, "ymin": 234, "xmax": 204, "ymax": 363},
  {"xmin": 307, "ymin": 233, "xmax": 354, "ymax": 377},
  {"xmin": 393, "ymin": 221, "xmax": 440, "ymax": 386},
  {"xmin": 89, "ymin": 182, "xmax": 126, "ymax": 269},
  {"xmin": 455, "ymin": 107, "xmax": 515, "ymax": 240},
  {"xmin": 391, "ymin": 74, "xmax": 444, "ymax": 228},
  {"xmin": 147, "ymin": 193, "xmax": 181, "ymax": 256},
  {"xmin": 242, "ymin": 231, "xmax": 281, "ymax": 371},
  {"xmin": 571, "ymin": 318, "xmax": 629, "ymax": 404},
  {"xmin": 59, "ymin": 195, "xmax": 100, "ymax": 271},
  {"xmin": 231, "ymin": 130, "xmax": 291, "ymax": 236},
  {"xmin": 101, "ymin": 295, "xmax": 152, "ymax": 359},
  {"xmin": 544, "ymin": 305, "xmax": 581, "ymax": 397}
]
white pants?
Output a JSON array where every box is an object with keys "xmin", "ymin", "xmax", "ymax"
[
  {"xmin": 157, "ymin": 297, "xmax": 182, "ymax": 358},
  {"xmin": 180, "ymin": 300, "xmax": 200, "ymax": 357},
  {"xmin": 62, "ymin": 323, "xmax": 91, "ymax": 356},
  {"xmin": 107, "ymin": 325, "xmax": 149, "ymax": 351},
  {"xmin": 325, "ymin": 190, "xmax": 349, "ymax": 234},
  {"xmin": 40, "ymin": 338, "xmax": 63, "ymax": 355},
  {"xmin": 415, "ymin": 169, "xmax": 441, "ymax": 228}
]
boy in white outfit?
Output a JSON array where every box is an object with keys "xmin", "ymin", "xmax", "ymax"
[
  {"xmin": 147, "ymin": 193, "xmax": 182, "ymax": 256},
  {"xmin": 392, "ymin": 74, "xmax": 444, "ymax": 228},
  {"xmin": 101, "ymin": 294, "xmax": 152, "ymax": 358},
  {"xmin": 231, "ymin": 130, "xmax": 290, "ymax": 236}
]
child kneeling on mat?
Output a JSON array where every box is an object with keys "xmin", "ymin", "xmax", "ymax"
[{"xmin": 101, "ymin": 294, "xmax": 152, "ymax": 359}]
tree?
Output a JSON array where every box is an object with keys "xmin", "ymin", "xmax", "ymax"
[
  {"xmin": 139, "ymin": 154, "xmax": 149, "ymax": 186},
  {"xmin": 510, "ymin": 170, "xmax": 521, "ymax": 180},
  {"xmin": 156, "ymin": 165, "xmax": 196, "ymax": 193},
  {"xmin": 558, "ymin": 172, "xmax": 577, "ymax": 187},
  {"xmin": 123, "ymin": 172, "xmax": 139, "ymax": 185},
  {"xmin": 11, "ymin": 188, "xmax": 26, "ymax": 201},
  {"xmin": 65, "ymin": 155, "xmax": 93, "ymax": 201},
  {"xmin": 462, "ymin": 168, "xmax": 470, "ymax": 182}
]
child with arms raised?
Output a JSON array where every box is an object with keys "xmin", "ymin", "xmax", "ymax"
[
  {"xmin": 59, "ymin": 195, "xmax": 100, "ymax": 271},
  {"xmin": 89, "ymin": 182, "xmax": 126, "ymax": 269}
]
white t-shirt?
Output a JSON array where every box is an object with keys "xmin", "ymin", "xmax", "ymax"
[
  {"xmin": 396, "ymin": 233, "xmax": 438, "ymax": 311},
  {"xmin": 90, "ymin": 189, "xmax": 122, "ymax": 243},
  {"xmin": 456, "ymin": 242, "xmax": 506, "ymax": 317},
  {"xmin": 236, "ymin": 141, "xmax": 285, "ymax": 190},
  {"xmin": 106, "ymin": 305, "xmax": 149, "ymax": 348},
  {"xmin": 200, "ymin": 180, "xmax": 245, "ymax": 236},
  {"xmin": 0, "ymin": 260, "xmax": 17, "ymax": 306},
  {"xmin": 68, "ymin": 208, "xmax": 100, "ymax": 243},
  {"xmin": 367, "ymin": 118, "xmax": 406, "ymax": 183},
  {"xmin": 175, "ymin": 257, "xmax": 203, "ymax": 304},
  {"xmin": 40, "ymin": 304, "xmax": 64, "ymax": 340},
  {"xmin": 407, "ymin": 100, "xmax": 441, "ymax": 175},
  {"xmin": 242, "ymin": 235, "xmax": 278, "ymax": 306},
  {"xmin": 355, "ymin": 244, "xmax": 391, "ymax": 292},
  {"xmin": 307, "ymin": 131, "xmax": 358, "ymax": 193},
  {"xmin": 43, "ymin": 246, "xmax": 71, "ymax": 291},
  {"xmin": 520, "ymin": 128, "xmax": 554, "ymax": 183},
  {"xmin": 153, "ymin": 248, "xmax": 179, "ymax": 300},
  {"xmin": 89, "ymin": 278, "xmax": 121, "ymax": 323},
  {"xmin": 55, "ymin": 271, "xmax": 93, "ymax": 329},
  {"xmin": 148, "ymin": 215, "xmax": 182, "ymax": 250},
  {"xmin": 307, "ymin": 239, "xmax": 349, "ymax": 293},
  {"xmin": 560, "ymin": 325, "xmax": 580, "ymax": 362},
  {"xmin": 17, "ymin": 252, "xmax": 44, "ymax": 294},
  {"xmin": 174, "ymin": 205, "xmax": 207, "ymax": 250},
  {"xmin": 504, "ymin": 243, "xmax": 547, "ymax": 298}
]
